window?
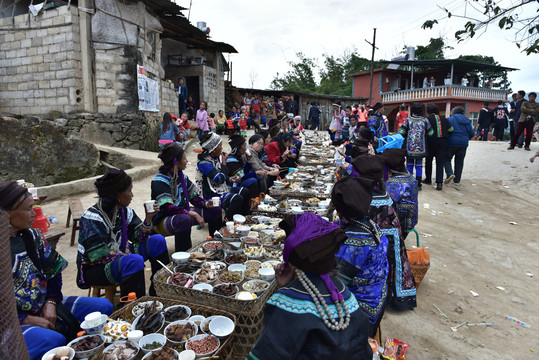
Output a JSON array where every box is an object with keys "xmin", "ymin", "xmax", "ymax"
[
  {"xmin": 147, "ymin": 31, "xmax": 157, "ymax": 61},
  {"xmin": 468, "ymin": 111, "xmax": 479, "ymax": 128}
]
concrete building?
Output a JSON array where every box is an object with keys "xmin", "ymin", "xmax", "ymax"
[
  {"xmin": 0, "ymin": 0, "xmax": 236, "ymax": 127},
  {"xmin": 350, "ymin": 59, "xmax": 517, "ymax": 132}
]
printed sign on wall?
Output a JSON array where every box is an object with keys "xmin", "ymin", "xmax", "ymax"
[{"xmin": 137, "ymin": 65, "xmax": 160, "ymax": 112}]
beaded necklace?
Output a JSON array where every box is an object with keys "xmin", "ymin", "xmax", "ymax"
[
  {"xmin": 296, "ymin": 269, "xmax": 351, "ymax": 331},
  {"xmin": 96, "ymin": 199, "xmax": 118, "ymax": 241}
]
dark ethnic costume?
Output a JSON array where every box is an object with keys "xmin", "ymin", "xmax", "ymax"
[
  {"xmin": 248, "ymin": 213, "xmax": 371, "ymax": 360},
  {"xmin": 1, "ymin": 181, "xmax": 112, "ymax": 360},
  {"xmin": 77, "ymin": 170, "xmax": 169, "ymax": 298}
]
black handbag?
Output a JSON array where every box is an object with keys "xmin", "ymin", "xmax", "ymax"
[{"xmin": 22, "ymin": 233, "xmax": 81, "ymax": 341}]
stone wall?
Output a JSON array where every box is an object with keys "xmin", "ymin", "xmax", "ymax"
[
  {"xmin": 0, "ymin": 6, "xmax": 83, "ymax": 115},
  {"xmin": 160, "ymin": 80, "xmax": 177, "ymax": 115},
  {"xmin": 0, "ymin": 115, "xmax": 99, "ymax": 187},
  {"xmin": 55, "ymin": 112, "xmax": 161, "ymax": 152}
]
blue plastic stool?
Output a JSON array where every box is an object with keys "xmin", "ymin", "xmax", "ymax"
[{"xmin": 376, "ymin": 133, "xmax": 404, "ymax": 153}]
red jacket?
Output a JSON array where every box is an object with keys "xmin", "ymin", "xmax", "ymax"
[{"xmin": 265, "ymin": 141, "xmax": 283, "ymax": 164}]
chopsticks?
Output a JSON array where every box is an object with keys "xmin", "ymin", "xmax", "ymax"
[{"xmin": 157, "ymin": 260, "xmax": 174, "ymax": 275}]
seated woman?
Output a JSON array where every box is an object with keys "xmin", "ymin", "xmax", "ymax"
[
  {"xmin": 196, "ymin": 132, "xmax": 251, "ymax": 221},
  {"xmin": 77, "ymin": 169, "xmax": 170, "ymax": 298},
  {"xmin": 264, "ymin": 132, "xmax": 297, "ymax": 177},
  {"xmin": 246, "ymin": 134, "xmax": 280, "ymax": 192},
  {"xmin": 351, "ymin": 154, "xmax": 417, "ymax": 311},
  {"xmin": 247, "ymin": 213, "xmax": 371, "ymax": 360},
  {"xmin": 159, "ymin": 112, "xmax": 183, "ymax": 149},
  {"xmin": 0, "ymin": 181, "xmax": 113, "ymax": 360},
  {"xmin": 151, "ymin": 143, "xmax": 218, "ymax": 251},
  {"xmin": 226, "ymin": 135, "xmax": 260, "ymax": 200},
  {"xmin": 331, "ymin": 176, "xmax": 389, "ymax": 337}
]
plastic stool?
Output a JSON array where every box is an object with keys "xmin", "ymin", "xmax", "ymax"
[
  {"xmin": 376, "ymin": 134, "xmax": 404, "ymax": 153},
  {"xmin": 409, "ymin": 228, "xmax": 420, "ymax": 247}
]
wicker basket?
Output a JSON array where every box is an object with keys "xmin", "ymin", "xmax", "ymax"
[
  {"xmin": 153, "ymin": 242, "xmax": 279, "ymax": 359},
  {"xmin": 108, "ymin": 296, "xmax": 235, "ymax": 359},
  {"xmin": 410, "ymin": 263, "xmax": 430, "ymax": 287}
]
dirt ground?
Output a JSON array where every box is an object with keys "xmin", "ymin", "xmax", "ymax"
[{"xmin": 39, "ymin": 137, "xmax": 539, "ymax": 360}]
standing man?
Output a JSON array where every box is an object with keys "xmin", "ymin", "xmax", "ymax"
[
  {"xmin": 475, "ymin": 102, "xmax": 493, "ymax": 141},
  {"xmin": 508, "ymin": 93, "xmax": 518, "ymax": 140},
  {"xmin": 508, "ymin": 92, "xmax": 539, "ymax": 151},
  {"xmin": 308, "ymin": 101, "xmax": 321, "ymax": 130},
  {"xmin": 286, "ymin": 94, "xmax": 298, "ymax": 116},
  {"xmin": 178, "ymin": 78, "xmax": 188, "ymax": 116}
]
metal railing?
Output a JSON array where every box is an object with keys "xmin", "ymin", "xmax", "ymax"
[{"xmin": 381, "ymin": 85, "xmax": 508, "ymax": 103}]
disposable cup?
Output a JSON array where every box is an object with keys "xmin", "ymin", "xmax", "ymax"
[
  {"xmin": 226, "ymin": 221, "xmax": 234, "ymax": 232},
  {"xmin": 144, "ymin": 200, "xmax": 156, "ymax": 213},
  {"xmin": 212, "ymin": 197, "xmax": 220, "ymax": 207}
]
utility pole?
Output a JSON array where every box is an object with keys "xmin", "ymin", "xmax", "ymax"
[{"xmin": 365, "ymin": 28, "xmax": 378, "ymax": 105}]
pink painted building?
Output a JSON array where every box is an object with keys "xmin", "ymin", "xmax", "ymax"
[{"xmin": 350, "ymin": 59, "xmax": 517, "ymax": 132}]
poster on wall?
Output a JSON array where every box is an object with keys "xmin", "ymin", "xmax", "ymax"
[{"xmin": 137, "ymin": 65, "xmax": 160, "ymax": 112}]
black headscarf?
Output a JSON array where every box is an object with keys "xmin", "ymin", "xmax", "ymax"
[
  {"xmin": 351, "ymin": 154, "xmax": 386, "ymax": 181},
  {"xmin": 331, "ymin": 177, "xmax": 374, "ymax": 219},
  {"xmin": 158, "ymin": 142, "xmax": 184, "ymax": 168},
  {"xmin": 0, "ymin": 181, "xmax": 29, "ymax": 211},
  {"xmin": 94, "ymin": 169, "xmax": 132, "ymax": 197},
  {"xmin": 380, "ymin": 148, "xmax": 407, "ymax": 172}
]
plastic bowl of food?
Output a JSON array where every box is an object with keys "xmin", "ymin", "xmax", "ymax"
[
  {"xmin": 242, "ymin": 279, "xmax": 270, "ymax": 295},
  {"xmin": 185, "ymin": 334, "xmax": 220, "ymax": 358},
  {"xmin": 138, "ymin": 333, "xmax": 167, "ymax": 354},
  {"xmin": 163, "ymin": 305, "xmax": 191, "ymax": 323},
  {"xmin": 218, "ymin": 271, "xmax": 244, "ymax": 285},
  {"xmin": 244, "ymin": 260, "xmax": 262, "ymax": 269},
  {"xmin": 164, "ymin": 320, "xmax": 198, "ymax": 345},
  {"xmin": 42, "ymin": 346, "xmax": 75, "ymax": 360},
  {"xmin": 224, "ymin": 253, "xmax": 247, "ymax": 265},
  {"xmin": 141, "ymin": 346, "xmax": 180, "ymax": 360},
  {"xmin": 172, "ymin": 252, "xmax": 191, "ymax": 265},
  {"xmin": 212, "ymin": 283, "xmax": 239, "ymax": 298},
  {"xmin": 240, "ymin": 236, "xmax": 259, "ymax": 247},
  {"xmin": 102, "ymin": 340, "xmax": 139, "ymax": 360},
  {"xmin": 188, "ymin": 315, "xmax": 206, "ymax": 329},
  {"xmin": 243, "ymin": 267, "xmax": 261, "ymax": 280},
  {"xmin": 132, "ymin": 312, "xmax": 165, "ymax": 334},
  {"xmin": 202, "ymin": 241, "xmax": 223, "ymax": 253},
  {"xmin": 259, "ymin": 267, "xmax": 276, "ymax": 281},
  {"xmin": 132, "ymin": 301, "xmax": 164, "ymax": 317},
  {"xmin": 167, "ymin": 273, "xmax": 194, "ymax": 288},
  {"xmin": 193, "ymin": 268, "xmax": 219, "ymax": 284},
  {"xmin": 192, "ymin": 283, "xmax": 213, "ymax": 293},
  {"xmin": 208, "ymin": 316, "xmax": 235, "ymax": 338},
  {"xmin": 80, "ymin": 314, "xmax": 108, "ymax": 335},
  {"xmin": 201, "ymin": 261, "xmax": 227, "ymax": 272}
]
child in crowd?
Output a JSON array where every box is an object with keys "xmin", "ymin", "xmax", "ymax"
[
  {"xmin": 196, "ymin": 101, "xmax": 209, "ymax": 142},
  {"xmin": 179, "ymin": 112, "xmax": 191, "ymax": 139},
  {"xmin": 348, "ymin": 115, "xmax": 359, "ymax": 142},
  {"xmin": 239, "ymin": 113, "xmax": 248, "ymax": 137},
  {"xmin": 293, "ymin": 116, "xmax": 304, "ymax": 132},
  {"xmin": 208, "ymin": 112, "xmax": 216, "ymax": 133},
  {"xmin": 225, "ymin": 113, "xmax": 236, "ymax": 135},
  {"xmin": 216, "ymin": 110, "xmax": 227, "ymax": 134},
  {"xmin": 341, "ymin": 106, "xmax": 352, "ymax": 140}
]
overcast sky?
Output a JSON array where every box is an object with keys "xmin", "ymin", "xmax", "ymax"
[{"xmin": 175, "ymin": 0, "xmax": 538, "ymax": 93}]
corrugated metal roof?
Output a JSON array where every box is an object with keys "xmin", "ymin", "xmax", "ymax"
[{"xmin": 380, "ymin": 59, "xmax": 518, "ymax": 72}]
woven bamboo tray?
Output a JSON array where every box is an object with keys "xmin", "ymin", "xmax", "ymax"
[
  {"xmin": 269, "ymin": 188, "xmax": 330, "ymax": 199},
  {"xmin": 108, "ymin": 296, "xmax": 236, "ymax": 359},
  {"xmin": 153, "ymin": 244, "xmax": 279, "ymax": 358}
]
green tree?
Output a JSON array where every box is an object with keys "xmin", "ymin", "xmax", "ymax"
[
  {"xmin": 422, "ymin": 0, "xmax": 539, "ymax": 55},
  {"xmin": 270, "ymin": 52, "xmax": 318, "ymax": 93},
  {"xmin": 414, "ymin": 37, "xmax": 452, "ymax": 59}
]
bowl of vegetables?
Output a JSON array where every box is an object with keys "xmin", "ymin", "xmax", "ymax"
[{"xmin": 138, "ymin": 333, "xmax": 167, "ymax": 354}]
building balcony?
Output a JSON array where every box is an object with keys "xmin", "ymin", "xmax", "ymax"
[{"xmin": 381, "ymin": 85, "xmax": 508, "ymax": 104}]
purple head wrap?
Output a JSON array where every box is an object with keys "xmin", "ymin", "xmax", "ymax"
[{"xmin": 281, "ymin": 213, "xmax": 347, "ymax": 302}]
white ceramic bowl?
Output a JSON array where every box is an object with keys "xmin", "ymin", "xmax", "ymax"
[
  {"xmin": 172, "ymin": 252, "xmax": 191, "ymax": 265},
  {"xmin": 290, "ymin": 206, "xmax": 304, "ymax": 215},
  {"xmin": 318, "ymin": 200, "xmax": 330, "ymax": 209},
  {"xmin": 259, "ymin": 267, "xmax": 276, "ymax": 281},
  {"xmin": 185, "ymin": 334, "xmax": 220, "ymax": 358},
  {"xmin": 179, "ymin": 349, "xmax": 196, "ymax": 360},
  {"xmin": 164, "ymin": 320, "xmax": 198, "ymax": 345},
  {"xmin": 141, "ymin": 347, "xmax": 180, "ymax": 359},
  {"xmin": 199, "ymin": 316, "xmax": 219, "ymax": 334},
  {"xmin": 41, "ymin": 346, "xmax": 75, "ymax": 360},
  {"xmin": 102, "ymin": 340, "xmax": 139, "ymax": 360},
  {"xmin": 233, "ymin": 214, "xmax": 246, "ymax": 224},
  {"xmin": 192, "ymin": 283, "xmax": 213, "ymax": 292},
  {"xmin": 235, "ymin": 291, "xmax": 257, "ymax": 301},
  {"xmin": 208, "ymin": 316, "xmax": 235, "ymax": 338},
  {"xmin": 138, "ymin": 333, "xmax": 166, "ymax": 354},
  {"xmin": 235, "ymin": 226, "xmax": 251, "ymax": 236},
  {"xmin": 188, "ymin": 315, "xmax": 206, "ymax": 329},
  {"xmin": 80, "ymin": 314, "xmax": 108, "ymax": 334},
  {"xmin": 257, "ymin": 216, "xmax": 271, "ymax": 224},
  {"xmin": 227, "ymin": 264, "xmax": 246, "ymax": 273},
  {"xmin": 163, "ymin": 305, "xmax": 192, "ymax": 323},
  {"xmin": 288, "ymin": 199, "xmax": 302, "ymax": 206},
  {"xmin": 242, "ymin": 279, "xmax": 270, "ymax": 295}
]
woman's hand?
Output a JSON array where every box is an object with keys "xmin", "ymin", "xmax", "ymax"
[
  {"xmin": 22, "ymin": 314, "xmax": 55, "ymax": 330},
  {"xmin": 41, "ymin": 301, "xmax": 57, "ymax": 325},
  {"xmin": 267, "ymin": 169, "xmax": 280, "ymax": 177},
  {"xmin": 275, "ymin": 262, "xmax": 296, "ymax": 288},
  {"xmin": 230, "ymin": 176, "xmax": 241, "ymax": 183},
  {"xmin": 255, "ymin": 170, "xmax": 266, "ymax": 177},
  {"xmin": 205, "ymin": 200, "xmax": 214, "ymax": 209},
  {"xmin": 189, "ymin": 211, "xmax": 205, "ymax": 228},
  {"xmin": 221, "ymin": 152, "xmax": 228, "ymax": 164},
  {"xmin": 144, "ymin": 201, "xmax": 159, "ymax": 224}
]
